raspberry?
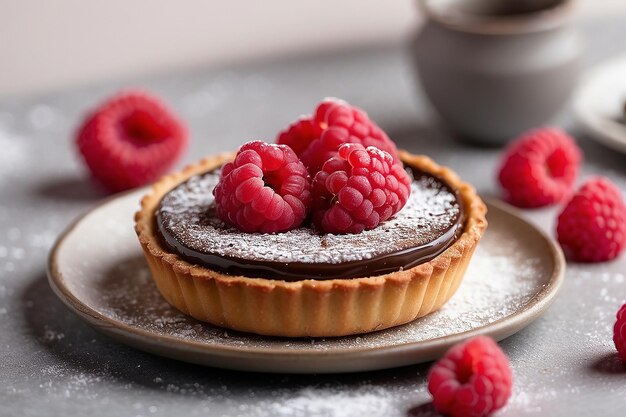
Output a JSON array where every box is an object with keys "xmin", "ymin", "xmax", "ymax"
[
  {"xmin": 311, "ymin": 143, "xmax": 411, "ymax": 234},
  {"xmin": 614, "ymin": 303, "xmax": 626, "ymax": 362},
  {"xmin": 276, "ymin": 117, "xmax": 323, "ymax": 158},
  {"xmin": 277, "ymin": 98, "xmax": 399, "ymax": 175},
  {"xmin": 428, "ymin": 336, "xmax": 513, "ymax": 417},
  {"xmin": 497, "ymin": 128, "xmax": 582, "ymax": 208},
  {"xmin": 76, "ymin": 90, "xmax": 188, "ymax": 192},
  {"xmin": 213, "ymin": 141, "xmax": 311, "ymax": 233},
  {"xmin": 556, "ymin": 177, "xmax": 626, "ymax": 262}
]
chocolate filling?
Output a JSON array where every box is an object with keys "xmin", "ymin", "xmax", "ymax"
[{"xmin": 156, "ymin": 167, "xmax": 465, "ymax": 281}]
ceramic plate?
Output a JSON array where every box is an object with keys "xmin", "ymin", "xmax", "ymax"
[
  {"xmin": 574, "ymin": 55, "xmax": 626, "ymax": 154},
  {"xmin": 48, "ymin": 190, "xmax": 564, "ymax": 374}
]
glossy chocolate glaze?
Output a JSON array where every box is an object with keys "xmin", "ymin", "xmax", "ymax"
[{"xmin": 156, "ymin": 167, "xmax": 465, "ymax": 281}]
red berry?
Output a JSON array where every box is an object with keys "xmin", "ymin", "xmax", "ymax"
[
  {"xmin": 614, "ymin": 303, "xmax": 626, "ymax": 362},
  {"xmin": 276, "ymin": 117, "xmax": 324, "ymax": 158},
  {"xmin": 557, "ymin": 177, "xmax": 626, "ymax": 262},
  {"xmin": 213, "ymin": 140, "xmax": 311, "ymax": 233},
  {"xmin": 76, "ymin": 90, "xmax": 188, "ymax": 192},
  {"xmin": 498, "ymin": 128, "xmax": 582, "ymax": 208},
  {"xmin": 311, "ymin": 143, "xmax": 410, "ymax": 234},
  {"xmin": 277, "ymin": 98, "xmax": 399, "ymax": 175},
  {"xmin": 428, "ymin": 336, "xmax": 513, "ymax": 417}
]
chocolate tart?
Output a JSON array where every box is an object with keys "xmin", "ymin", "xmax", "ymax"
[{"xmin": 135, "ymin": 151, "xmax": 487, "ymax": 337}]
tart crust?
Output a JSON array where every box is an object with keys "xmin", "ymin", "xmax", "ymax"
[{"xmin": 134, "ymin": 151, "xmax": 487, "ymax": 337}]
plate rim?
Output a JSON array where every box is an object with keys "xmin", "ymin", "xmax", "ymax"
[
  {"xmin": 47, "ymin": 192, "xmax": 565, "ymax": 369},
  {"xmin": 573, "ymin": 54, "xmax": 626, "ymax": 154}
]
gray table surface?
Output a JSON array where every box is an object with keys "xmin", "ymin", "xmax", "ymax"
[{"xmin": 2, "ymin": 15, "xmax": 626, "ymax": 417}]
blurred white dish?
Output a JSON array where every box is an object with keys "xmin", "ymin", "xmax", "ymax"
[{"xmin": 574, "ymin": 55, "xmax": 626, "ymax": 153}]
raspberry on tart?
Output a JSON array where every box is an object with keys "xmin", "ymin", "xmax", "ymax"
[
  {"xmin": 76, "ymin": 90, "xmax": 188, "ymax": 192},
  {"xmin": 277, "ymin": 117, "xmax": 323, "ymax": 158},
  {"xmin": 312, "ymin": 143, "xmax": 411, "ymax": 234},
  {"xmin": 213, "ymin": 141, "xmax": 311, "ymax": 233},
  {"xmin": 428, "ymin": 336, "xmax": 513, "ymax": 417},
  {"xmin": 134, "ymin": 99, "xmax": 486, "ymax": 337},
  {"xmin": 277, "ymin": 98, "xmax": 399, "ymax": 175},
  {"xmin": 498, "ymin": 127, "xmax": 582, "ymax": 208},
  {"xmin": 557, "ymin": 177, "xmax": 626, "ymax": 262}
]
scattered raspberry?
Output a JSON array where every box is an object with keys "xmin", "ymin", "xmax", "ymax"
[
  {"xmin": 213, "ymin": 141, "xmax": 311, "ymax": 233},
  {"xmin": 614, "ymin": 303, "xmax": 626, "ymax": 362},
  {"xmin": 76, "ymin": 90, "xmax": 188, "ymax": 192},
  {"xmin": 311, "ymin": 143, "xmax": 411, "ymax": 234},
  {"xmin": 497, "ymin": 128, "xmax": 582, "ymax": 208},
  {"xmin": 428, "ymin": 336, "xmax": 513, "ymax": 417},
  {"xmin": 557, "ymin": 177, "xmax": 626, "ymax": 262},
  {"xmin": 277, "ymin": 98, "xmax": 399, "ymax": 175}
]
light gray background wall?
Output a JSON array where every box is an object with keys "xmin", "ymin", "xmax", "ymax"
[{"xmin": 1, "ymin": 0, "xmax": 625, "ymax": 97}]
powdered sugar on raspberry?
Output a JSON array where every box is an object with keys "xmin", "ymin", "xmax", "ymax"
[{"xmin": 158, "ymin": 170, "xmax": 460, "ymax": 264}]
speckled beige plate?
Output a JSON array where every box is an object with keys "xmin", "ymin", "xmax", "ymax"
[{"xmin": 47, "ymin": 190, "xmax": 564, "ymax": 374}]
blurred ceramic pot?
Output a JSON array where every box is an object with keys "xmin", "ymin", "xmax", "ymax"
[{"xmin": 411, "ymin": 0, "xmax": 582, "ymax": 145}]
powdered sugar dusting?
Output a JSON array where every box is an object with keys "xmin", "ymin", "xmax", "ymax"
[
  {"xmin": 262, "ymin": 386, "xmax": 396, "ymax": 417},
  {"xmin": 158, "ymin": 171, "xmax": 460, "ymax": 264}
]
